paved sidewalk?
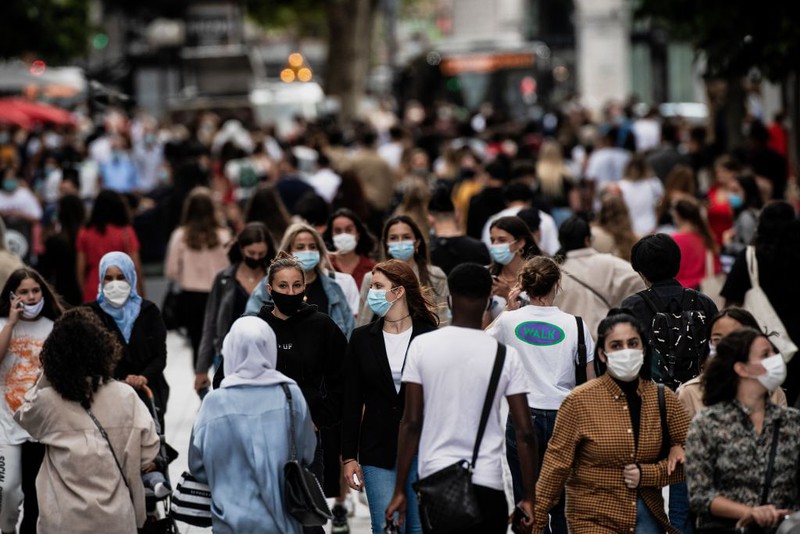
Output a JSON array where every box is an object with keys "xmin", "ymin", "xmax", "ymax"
[{"xmin": 162, "ymin": 331, "xmax": 373, "ymax": 533}]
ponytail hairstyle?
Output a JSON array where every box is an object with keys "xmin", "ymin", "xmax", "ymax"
[
  {"xmin": 267, "ymin": 251, "xmax": 306, "ymax": 286},
  {"xmin": 518, "ymin": 256, "xmax": 561, "ymax": 298},
  {"xmin": 372, "ymin": 259, "xmax": 439, "ymax": 327}
]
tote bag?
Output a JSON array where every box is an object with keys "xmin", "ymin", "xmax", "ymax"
[{"xmin": 743, "ymin": 246, "xmax": 797, "ymax": 361}]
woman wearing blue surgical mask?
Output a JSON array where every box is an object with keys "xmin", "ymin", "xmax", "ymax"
[
  {"xmin": 357, "ymin": 215, "xmax": 449, "ymax": 327},
  {"xmin": 342, "ymin": 260, "xmax": 438, "ymax": 533},
  {"xmin": 87, "ymin": 252, "xmax": 169, "ymax": 431},
  {"xmin": 686, "ymin": 328, "xmax": 800, "ymax": 533},
  {"xmin": 721, "ymin": 174, "xmax": 763, "ymax": 257},
  {"xmin": 487, "ymin": 216, "xmax": 541, "ymax": 318},
  {"xmin": 0, "ymin": 268, "xmax": 63, "ymax": 534},
  {"xmin": 245, "ymin": 223, "xmax": 357, "ymax": 338}
]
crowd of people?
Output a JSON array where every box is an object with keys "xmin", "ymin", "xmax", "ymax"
[{"xmin": 0, "ymin": 96, "xmax": 798, "ymax": 534}]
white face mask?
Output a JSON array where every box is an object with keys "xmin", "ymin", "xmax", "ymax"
[
  {"xmin": 756, "ymin": 353, "xmax": 786, "ymax": 392},
  {"xmin": 333, "ymin": 233, "xmax": 358, "ymax": 254},
  {"xmin": 102, "ymin": 280, "xmax": 132, "ymax": 308},
  {"xmin": 707, "ymin": 341, "xmax": 717, "ymax": 360},
  {"xmin": 21, "ymin": 298, "xmax": 45, "ymax": 319},
  {"xmin": 604, "ymin": 348, "xmax": 644, "ymax": 382}
]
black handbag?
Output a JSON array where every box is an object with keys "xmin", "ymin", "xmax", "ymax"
[
  {"xmin": 282, "ymin": 383, "xmax": 333, "ymax": 526},
  {"xmin": 412, "ymin": 343, "xmax": 507, "ymax": 534},
  {"xmin": 695, "ymin": 419, "xmax": 782, "ymax": 534}
]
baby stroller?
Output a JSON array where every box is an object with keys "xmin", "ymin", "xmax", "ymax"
[{"xmin": 139, "ymin": 385, "xmax": 180, "ymax": 534}]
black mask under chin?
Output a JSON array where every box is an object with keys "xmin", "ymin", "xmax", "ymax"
[
  {"xmin": 271, "ymin": 291, "xmax": 305, "ymax": 316},
  {"xmin": 243, "ymin": 256, "xmax": 265, "ymax": 270}
]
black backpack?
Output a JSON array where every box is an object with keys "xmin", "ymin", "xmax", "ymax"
[{"xmin": 637, "ymin": 288, "xmax": 708, "ymax": 390}]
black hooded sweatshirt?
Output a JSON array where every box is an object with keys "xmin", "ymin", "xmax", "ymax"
[{"xmin": 256, "ymin": 302, "xmax": 347, "ymax": 429}]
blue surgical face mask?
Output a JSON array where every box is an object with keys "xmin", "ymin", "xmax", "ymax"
[
  {"xmin": 728, "ymin": 193, "xmax": 744, "ymax": 210},
  {"xmin": 294, "ymin": 250, "xmax": 320, "ymax": 271},
  {"xmin": 490, "ymin": 242, "xmax": 516, "ymax": 265},
  {"xmin": 367, "ymin": 288, "xmax": 398, "ymax": 317},
  {"xmin": 2, "ymin": 178, "xmax": 17, "ymax": 193},
  {"xmin": 387, "ymin": 240, "xmax": 416, "ymax": 261}
]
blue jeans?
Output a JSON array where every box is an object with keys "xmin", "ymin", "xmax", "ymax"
[
  {"xmin": 669, "ymin": 481, "xmax": 694, "ymax": 534},
  {"xmin": 506, "ymin": 408, "xmax": 567, "ymax": 534},
  {"xmin": 361, "ymin": 457, "xmax": 422, "ymax": 534},
  {"xmin": 636, "ymin": 495, "xmax": 665, "ymax": 533}
]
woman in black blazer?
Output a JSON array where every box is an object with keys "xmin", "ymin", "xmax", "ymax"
[{"xmin": 342, "ymin": 260, "xmax": 438, "ymax": 534}]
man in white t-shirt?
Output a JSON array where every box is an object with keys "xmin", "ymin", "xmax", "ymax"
[{"xmin": 386, "ymin": 264, "xmax": 536, "ymax": 534}]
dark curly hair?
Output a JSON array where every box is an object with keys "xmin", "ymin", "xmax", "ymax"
[{"xmin": 39, "ymin": 308, "xmax": 122, "ymax": 408}]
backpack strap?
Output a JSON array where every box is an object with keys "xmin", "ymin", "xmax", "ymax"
[
  {"xmin": 637, "ymin": 288, "xmax": 666, "ymax": 316},
  {"xmin": 575, "ymin": 316, "xmax": 587, "ymax": 386},
  {"xmin": 760, "ymin": 418, "xmax": 782, "ymax": 505},
  {"xmin": 657, "ymin": 383, "xmax": 670, "ymax": 459}
]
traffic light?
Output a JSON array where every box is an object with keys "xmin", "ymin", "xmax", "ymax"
[{"xmin": 280, "ymin": 52, "xmax": 313, "ymax": 83}]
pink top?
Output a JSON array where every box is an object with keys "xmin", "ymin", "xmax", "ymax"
[
  {"xmin": 672, "ymin": 231, "xmax": 720, "ymax": 289},
  {"xmin": 165, "ymin": 227, "xmax": 232, "ymax": 292},
  {"xmin": 77, "ymin": 225, "xmax": 140, "ymax": 303}
]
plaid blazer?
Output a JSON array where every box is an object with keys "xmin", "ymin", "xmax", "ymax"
[{"xmin": 533, "ymin": 375, "xmax": 690, "ymax": 534}]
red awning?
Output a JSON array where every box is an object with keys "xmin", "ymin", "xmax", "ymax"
[
  {"xmin": 0, "ymin": 101, "xmax": 33, "ymax": 128},
  {"xmin": 0, "ymin": 98, "xmax": 75, "ymax": 126}
]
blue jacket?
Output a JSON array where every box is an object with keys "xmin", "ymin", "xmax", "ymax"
[
  {"xmin": 246, "ymin": 273, "xmax": 355, "ymax": 339},
  {"xmin": 189, "ymin": 383, "xmax": 316, "ymax": 534}
]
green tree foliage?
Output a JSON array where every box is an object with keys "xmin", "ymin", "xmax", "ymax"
[
  {"xmin": 637, "ymin": 0, "xmax": 800, "ymax": 81},
  {"xmin": 244, "ymin": 0, "xmax": 327, "ymax": 36},
  {"xmin": 0, "ymin": 0, "xmax": 92, "ymax": 63}
]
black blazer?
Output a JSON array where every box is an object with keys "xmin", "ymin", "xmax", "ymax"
[{"xmin": 341, "ymin": 317, "xmax": 437, "ymax": 469}]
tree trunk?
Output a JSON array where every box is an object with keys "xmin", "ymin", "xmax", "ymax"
[
  {"xmin": 325, "ymin": 0, "xmax": 377, "ymax": 122},
  {"xmin": 724, "ymin": 75, "xmax": 746, "ymax": 151}
]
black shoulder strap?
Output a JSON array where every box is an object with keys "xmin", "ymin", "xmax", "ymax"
[
  {"xmin": 761, "ymin": 418, "xmax": 782, "ymax": 505},
  {"xmin": 637, "ymin": 288, "xmax": 666, "ymax": 316},
  {"xmin": 85, "ymin": 406, "xmax": 134, "ymax": 501},
  {"xmin": 471, "ymin": 343, "xmax": 506, "ymax": 470},
  {"xmin": 575, "ymin": 316, "xmax": 587, "ymax": 385},
  {"xmin": 282, "ymin": 384, "xmax": 298, "ymax": 462},
  {"xmin": 657, "ymin": 383, "xmax": 670, "ymax": 459}
]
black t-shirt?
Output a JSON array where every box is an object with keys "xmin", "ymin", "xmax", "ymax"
[
  {"xmin": 305, "ymin": 275, "xmax": 329, "ymax": 315},
  {"xmin": 429, "ymin": 235, "xmax": 491, "ymax": 274},
  {"xmin": 613, "ymin": 377, "xmax": 642, "ymax": 448}
]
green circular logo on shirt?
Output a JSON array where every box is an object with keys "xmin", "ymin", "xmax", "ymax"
[{"xmin": 514, "ymin": 321, "xmax": 565, "ymax": 346}]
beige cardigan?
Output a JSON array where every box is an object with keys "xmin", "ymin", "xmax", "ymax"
[{"xmin": 15, "ymin": 378, "xmax": 160, "ymax": 533}]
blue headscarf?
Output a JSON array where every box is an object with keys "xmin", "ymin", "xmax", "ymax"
[{"xmin": 97, "ymin": 251, "xmax": 143, "ymax": 343}]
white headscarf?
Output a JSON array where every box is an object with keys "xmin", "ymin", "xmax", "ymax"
[{"xmin": 220, "ymin": 317, "xmax": 295, "ymax": 388}]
